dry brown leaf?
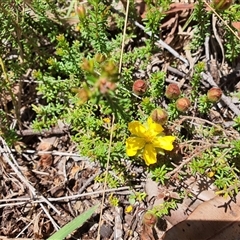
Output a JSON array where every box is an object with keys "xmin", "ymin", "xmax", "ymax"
[
  {"xmin": 165, "ymin": 196, "xmax": 204, "ymax": 227},
  {"xmin": 162, "ymin": 15, "xmax": 178, "ymax": 45},
  {"xmin": 164, "ymin": 177, "xmax": 216, "ymax": 226},
  {"xmin": 141, "ymin": 224, "xmax": 156, "ymax": 240},
  {"xmin": 165, "ymin": 3, "xmax": 194, "ymax": 15},
  {"xmin": 13, "ymin": 141, "xmax": 26, "ymax": 154},
  {"xmin": 232, "ymin": 22, "xmax": 240, "ymax": 37},
  {"xmin": 1, "ymin": 84, "xmax": 20, "ymax": 103},
  {"xmin": 69, "ymin": 164, "xmax": 82, "ymax": 179},
  {"xmin": 232, "ymin": 22, "xmax": 240, "ymax": 30},
  {"xmin": 145, "ymin": 177, "xmax": 181, "ymax": 209},
  {"xmin": 36, "ymin": 138, "xmax": 56, "ymax": 168},
  {"xmin": 33, "ymin": 213, "xmax": 42, "ymax": 239},
  {"xmin": 38, "ymin": 154, "xmax": 53, "ymax": 168},
  {"xmin": 37, "ymin": 141, "xmax": 53, "ymax": 152},
  {"xmin": 163, "ymin": 193, "xmax": 240, "ymax": 240},
  {"xmin": 141, "ymin": 3, "xmax": 194, "ymax": 19}
]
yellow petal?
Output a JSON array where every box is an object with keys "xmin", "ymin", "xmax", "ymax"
[
  {"xmin": 147, "ymin": 117, "xmax": 164, "ymax": 135},
  {"xmin": 143, "ymin": 143, "xmax": 157, "ymax": 165},
  {"xmin": 125, "ymin": 205, "xmax": 133, "ymax": 213},
  {"xmin": 207, "ymin": 171, "xmax": 215, "ymax": 178},
  {"xmin": 153, "ymin": 136, "xmax": 175, "ymax": 151},
  {"xmin": 126, "ymin": 137, "xmax": 145, "ymax": 156},
  {"xmin": 128, "ymin": 121, "xmax": 146, "ymax": 137}
]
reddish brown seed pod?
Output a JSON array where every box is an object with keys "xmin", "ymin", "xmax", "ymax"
[
  {"xmin": 132, "ymin": 79, "xmax": 148, "ymax": 95},
  {"xmin": 176, "ymin": 97, "xmax": 191, "ymax": 112},
  {"xmin": 151, "ymin": 108, "xmax": 168, "ymax": 125},
  {"xmin": 207, "ymin": 87, "xmax": 222, "ymax": 102},
  {"xmin": 76, "ymin": 5, "xmax": 86, "ymax": 19},
  {"xmin": 165, "ymin": 83, "xmax": 181, "ymax": 100}
]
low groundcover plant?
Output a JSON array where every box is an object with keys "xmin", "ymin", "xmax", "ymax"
[{"xmin": 126, "ymin": 116, "xmax": 175, "ymax": 165}]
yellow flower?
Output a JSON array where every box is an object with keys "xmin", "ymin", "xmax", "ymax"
[
  {"xmin": 125, "ymin": 205, "xmax": 133, "ymax": 213},
  {"xmin": 126, "ymin": 117, "xmax": 175, "ymax": 165},
  {"xmin": 103, "ymin": 117, "xmax": 111, "ymax": 124}
]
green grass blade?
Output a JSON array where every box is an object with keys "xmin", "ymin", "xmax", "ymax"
[{"xmin": 47, "ymin": 204, "xmax": 99, "ymax": 240}]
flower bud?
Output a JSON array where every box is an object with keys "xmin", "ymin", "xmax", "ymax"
[
  {"xmin": 176, "ymin": 97, "xmax": 191, "ymax": 112},
  {"xmin": 207, "ymin": 87, "xmax": 222, "ymax": 102},
  {"xmin": 98, "ymin": 77, "xmax": 116, "ymax": 94},
  {"xmin": 165, "ymin": 83, "xmax": 181, "ymax": 100},
  {"xmin": 76, "ymin": 5, "xmax": 86, "ymax": 19},
  {"xmin": 151, "ymin": 108, "xmax": 168, "ymax": 125},
  {"xmin": 72, "ymin": 87, "xmax": 90, "ymax": 104},
  {"xmin": 132, "ymin": 79, "xmax": 147, "ymax": 95},
  {"xmin": 102, "ymin": 61, "xmax": 117, "ymax": 76},
  {"xmin": 142, "ymin": 212, "xmax": 157, "ymax": 227},
  {"xmin": 95, "ymin": 53, "xmax": 105, "ymax": 63},
  {"xmin": 81, "ymin": 58, "xmax": 94, "ymax": 72},
  {"xmin": 56, "ymin": 34, "xmax": 65, "ymax": 42}
]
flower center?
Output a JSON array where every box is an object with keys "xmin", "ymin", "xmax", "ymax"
[{"xmin": 144, "ymin": 132, "xmax": 154, "ymax": 143}]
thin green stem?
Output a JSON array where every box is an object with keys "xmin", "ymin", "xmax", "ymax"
[{"xmin": 0, "ymin": 57, "xmax": 21, "ymax": 128}]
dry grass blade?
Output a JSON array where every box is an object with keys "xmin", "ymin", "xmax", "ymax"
[
  {"xmin": 96, "ymin": 115, "xmax": 115, "ymax": 240},
  {"xmin": 0, "ymin": 136, "xmax": 60, "ymax": 231},
  {"xmin": 96, "ymin": 0, "xmax": 130, "ymax": 238}
]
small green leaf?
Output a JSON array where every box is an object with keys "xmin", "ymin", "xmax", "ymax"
[{"xmin": 48, "ymin": 204, "xmax": 99, "ymax": 240}]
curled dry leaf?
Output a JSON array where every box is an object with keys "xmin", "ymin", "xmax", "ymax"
[
  {"xmin": 164, "ymin": 177, "xmax": 216, "ymax": 226},
  {"xmin": 163, "ymin": 192, "xmax": 240, "ymax": 240},
  {"xmin": 37, "ymin": 138, "xmax": 55, "ymax": 168},
  {"xmin": 69, "ymin": 164, "xmax": 82, "ymax": 179},
  {"xmin": 145, "ymin": 177, "xmax": 181, "ymax": 207},
  {"xmin": 141, "ymin": 224, "xmax": 156, "ymax": 240},
  {"xmin": 38, "ymin": 154, "xmax": 53, "ymax": 168},
  {"xmin": 37, "ymin": 141, "xmax": 53, "ymax": 152}
]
